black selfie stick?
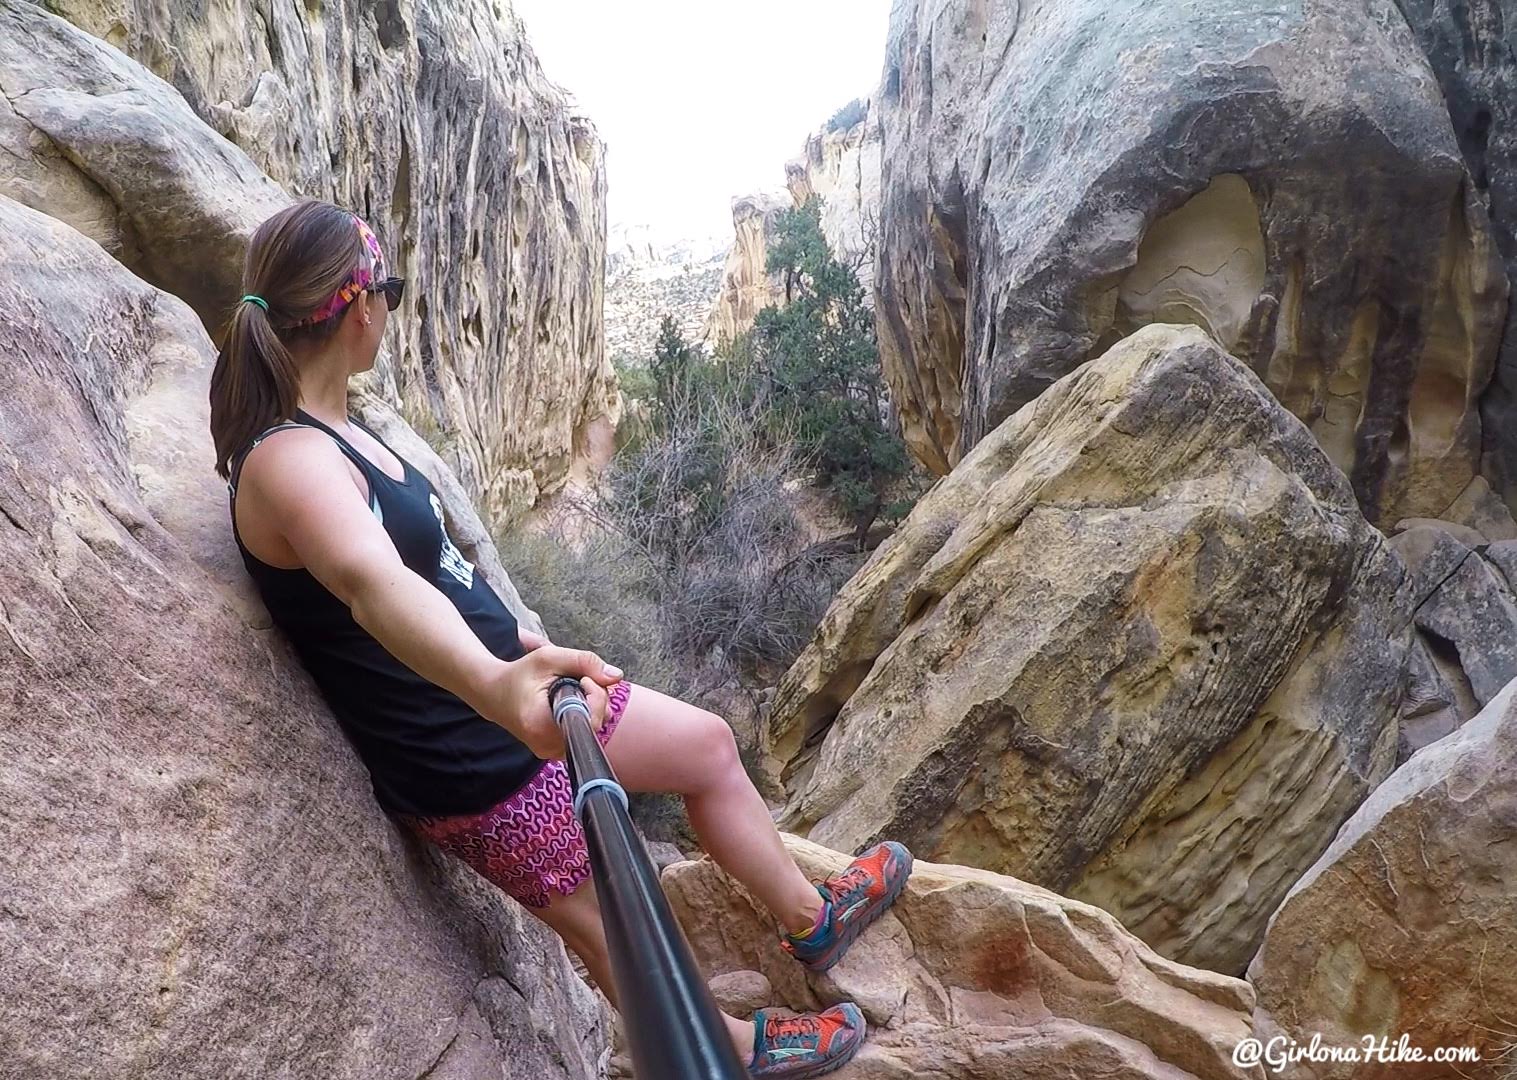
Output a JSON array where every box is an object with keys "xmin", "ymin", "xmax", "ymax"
[{"xmin": 546, "ymin": 675, "xmax": 747, "ymax": 1079}]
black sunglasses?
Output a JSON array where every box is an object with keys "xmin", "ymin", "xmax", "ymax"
[{"xmin": 368, "ymin": 276, "xmax": 405, "ymax": 311}]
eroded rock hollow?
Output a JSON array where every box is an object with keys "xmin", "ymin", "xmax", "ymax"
[{"xmin": 874, "ymin": 0, "xmax": 1510, "ymax": 525}]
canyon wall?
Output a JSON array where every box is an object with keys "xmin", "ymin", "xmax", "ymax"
[{"xmin": 24, "ymin": 0, "xmax": 620, "ymax": 520}]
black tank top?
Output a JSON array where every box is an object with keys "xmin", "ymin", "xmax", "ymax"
[{"xmin": 226, "ymin": 407, "xmax": 542, "ymax": 816}]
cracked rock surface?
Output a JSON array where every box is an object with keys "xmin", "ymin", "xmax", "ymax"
[{"xmin": 1249, "ymin": 676, "xmax": 1517, "ymax": 1080}]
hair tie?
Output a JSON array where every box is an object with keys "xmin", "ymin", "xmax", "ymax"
[{"xmin": 240, "ymin": 294, "xmax": 269, "ymax": 312}]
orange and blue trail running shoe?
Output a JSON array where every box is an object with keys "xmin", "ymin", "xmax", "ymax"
[
  {"xmin": 780, "ymin": 841, "xmax": 914, "ymax": 974},
  {"xmin": 747, "ymin": 1002, "xmax": 866, "ymax": 1078}
]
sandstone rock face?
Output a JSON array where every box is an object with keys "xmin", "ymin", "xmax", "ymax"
[
  {"xmin": 786, "ymin": 100, "xmax": 883, "ymax": 300},
  {"xmin": 13, "ymin": 0, "xmax": 618, "ymax": 521},
  {"xmin": 662, "ymin": 835, "xmax": 1259, "ymax": 1080},
  {"xmin": 768, "ymin": 324, "xmax": 1407, "ymax": 975},
  {"xmin": 0, "ymin": 194, "xmax": 606, "ymax": 1078},
  {"xmin": 704, "ymin": 192, "xmax": 793, "ymax": 347},
  {"xmin": 1392, "ymin": 0, "xmax": 1517, "ymax": 511},
  {"xmin": 0, "ymin": 0, "xmax": 291, "ymax": 330},
  {"xmin": 1248, "ymin": 677, "xmax": 1517, "ymax": 1079},
  {"xmin": 875, "ymin": 0, "xmax": 1509, "ymax": 522}
]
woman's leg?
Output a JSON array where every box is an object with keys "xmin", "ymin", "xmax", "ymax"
[
  {"xmin": 532, "ymin": 876, "xmax": 756, "ymax": 1062},
  {"xmin": 603, "ymin": 681, "xmax": 825, "ymax": 936}
]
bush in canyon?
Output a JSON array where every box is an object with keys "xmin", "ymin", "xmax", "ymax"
[
  {"xmin": 592, "ymin": 367, "xmax": 859, "ymax": 691},
  {"xmin": 612, "ymin": 315, "xmax": 729, "ymax": 456},
  {"xmin": 825, "ymin": 97, "xmax": 868, "ymax": 133},
  {"xmin": 741, "ymin": 197, "xmax": 917, "ymax": 540},
  {"xmin": 610, "ymin": 352, "xmax": 656, "ymax": 454},
  {"xmin": 532, "ymin": 323, "xmax": 861, "ymax": 692}
]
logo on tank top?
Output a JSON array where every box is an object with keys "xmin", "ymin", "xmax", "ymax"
[{"xmin": 429, "ymin": 492, "xmax": 476, "ymax": 589}]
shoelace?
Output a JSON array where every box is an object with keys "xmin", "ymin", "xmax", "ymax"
[
  {"xmin": 823, "ymin": 862, "xmax": 876, "ymax": 905},
  {"xmin": 765, "ymin": 1013, "xmax": 826, "ymax": 1048}
]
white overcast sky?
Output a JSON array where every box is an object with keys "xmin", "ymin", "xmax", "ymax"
[{"xmin": 511, "ymin": 0, "xmax": 891, "ymax": 245}]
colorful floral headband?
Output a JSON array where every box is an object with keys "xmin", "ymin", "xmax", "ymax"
[{"xmin": 293, "ymin": 214, "xmax": 387, "ymax": 327}]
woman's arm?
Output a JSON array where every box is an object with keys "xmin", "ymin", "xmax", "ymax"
[{"xmin": 237, "ymin": 429, "xmax": 619, "ymax": 757}]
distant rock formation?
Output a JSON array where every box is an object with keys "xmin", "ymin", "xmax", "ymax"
[
  {"xmin": 766, "ymin": 324, "xmax": 1408, "ymax": 975},
  {"xmin": 1249, "ymin": 676, "xmax": 1517, "ymax": 1079},
  {"xmin": 12, "ymin": 0, "xmax": 619, "ymax": 521},
  {"xmin": 873, "ymin": 0, "xmax": 1510, "ymax": 528},
  {"xmin": 786, "ymin": 99, "xmax": 883, "ymax": 299},
  {"xmin": 704, "ymin": 99, "xmax": 886, "ymax": 347},
  {"xmin": 658, "ymin": 835, "xmax": 1259, "ymax": 1080},
  {"xmin": 606, "ymin": 225, "xmax": 726, "ymax": 363},
  {"xmin": 703, "ymin": 192, "xmax": 793, "ymax": 347},
  {"xmin": 0, "ymin": 191, "xmax": 608, "ymax": 1080}
]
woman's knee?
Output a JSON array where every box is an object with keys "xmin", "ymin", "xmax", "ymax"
[{"xmin": 689, "ymin": 708, "xmax": 743, "ymax": 782}]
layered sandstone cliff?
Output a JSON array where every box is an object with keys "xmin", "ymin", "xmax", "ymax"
[
  {"xmin": 703, "ymin": 192, "xmax": 793, "ymax": 347},
  {"xmin": 12, "ymin": 0, "xmax": 619, "ymax": 521}
]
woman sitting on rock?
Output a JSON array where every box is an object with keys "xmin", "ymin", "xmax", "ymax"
[{"xmin": 210, "ymin": 199, "xmax": 913, "ymax": 1078}]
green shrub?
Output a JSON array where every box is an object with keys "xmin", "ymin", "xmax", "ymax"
[
  {"xmin": 825, "ymin": 98, "xmax": 868, "ymax": 133},
  {"xmin": 741, "ymin": 197, "xmax": 917, "ymax": 538},
  {"xmin": 566, "ymin": 362, "xmax": 862, "ymax": 694}
]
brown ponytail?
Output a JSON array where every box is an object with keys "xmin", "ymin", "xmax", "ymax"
[{"xmin": 209, "ymin": 200, "xmax": 374, "ymax": 479}]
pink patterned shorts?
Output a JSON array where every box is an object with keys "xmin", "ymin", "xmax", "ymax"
[{"xmin": 396, "ymin": 680, "xmax": 633, "ymax": 908}]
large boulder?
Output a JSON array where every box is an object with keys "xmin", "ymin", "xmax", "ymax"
[
  {"xmin": 3, "ymin": 0, "xmax": 619, "ymax": 521},
  {"xmin": 768, "ymin": 324, "xmax": 1408, "ymax": 975},
  {"xmin": 1248, "ymin": 677, "xmax": 1517, "ymax": 1079},
  {"xmin": 0, "ymin": 193, "xmax": 607, "ymax": 1077},
  {"xmin": 659, "ymin": 835, "xmax": 1259, "ymax": 1080},
  {"xmin": 875, "ymin": 0, "xmax": 1509, "ymax": 525}
]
